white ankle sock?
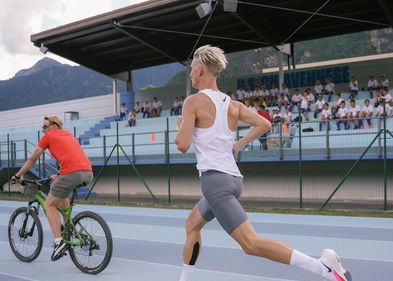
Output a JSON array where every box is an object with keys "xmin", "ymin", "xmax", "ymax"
[
  {"xmin": 54, "ymin": 237, "xmax": 62, "ymax": 244},
  {"xmin": 179, "ymin": 264, "xmax": 195, "ymax": 281},
  {"xmin": 290, "ymin": 249, "xmax": 323, "ymax": 275}
]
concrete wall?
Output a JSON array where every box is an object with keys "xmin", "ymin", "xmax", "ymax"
[{"xmin": 90, "ymin": 160, "xmax": 392, "ymax": 208}]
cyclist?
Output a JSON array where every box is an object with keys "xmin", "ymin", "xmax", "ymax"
[{"xmin": 11, "ymin": 116, "xmax": 93, "ymax": 261}]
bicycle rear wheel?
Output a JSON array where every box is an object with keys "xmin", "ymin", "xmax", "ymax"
[
  {"xmin": 69, "ymin": 211, "xmax": 113, "ymax": 274},
  {"xmin": 8, "ymin": 207, "xmax": 43, "ymax": 262}
]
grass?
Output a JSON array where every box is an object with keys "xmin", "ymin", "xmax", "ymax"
[{"xmin": 2, "ymin": 193, "xmax": 392, "ymax": 218}]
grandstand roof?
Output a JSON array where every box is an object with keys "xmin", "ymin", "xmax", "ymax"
[{"xmin": 31, "ymin": 0, "xmax": 393, "ymax": 80}]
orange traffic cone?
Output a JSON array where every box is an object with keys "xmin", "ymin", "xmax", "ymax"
[
  {"xmin": 283, "ymin": 123, "xmax": 288, "ymax": 134},
  {"xmin": 151, "ymin": 132, "xmax": 155, "ymax": 141}
]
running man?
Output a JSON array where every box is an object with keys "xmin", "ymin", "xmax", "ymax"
[
  {"xmin": 175, "ymin": 45, "xmax": 351, "ymax": 281},
  {"xmin": 11, "ymin": 116, "xmax": 93, "ymax": 261}
]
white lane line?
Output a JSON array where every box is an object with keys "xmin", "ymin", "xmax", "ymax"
[{"xmin": 0, "ymin": 271, "xmax": 40, "ymax": 281}]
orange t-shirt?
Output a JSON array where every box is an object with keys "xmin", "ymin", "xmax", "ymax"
[{"xmin": 38, "ymin": 129, "xmax": 92, "ymax": 175}]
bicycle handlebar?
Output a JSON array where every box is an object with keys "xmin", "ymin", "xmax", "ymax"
[{"xmin": 20, "ymin": 178, "xmax": 51, "ymax": 187}]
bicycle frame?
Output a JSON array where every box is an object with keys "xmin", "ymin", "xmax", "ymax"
[{"xmin": 24, "ymin": 180, "xmax": 94, "ymax": 247}]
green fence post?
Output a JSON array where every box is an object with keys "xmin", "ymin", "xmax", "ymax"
[
  {"xmin": 298, "ymin": 106, "xmax": 303, "ymax": 208},
  {"xmin": 383, "ymin": 103, "xmax": 387, "ymax": 211},
  {"xmin": 166, "ymin": 117, "xmax": 171, "ymax": 204},
  {"xmin": 116, "ymin": 122, "xmax": 120, "ymax": 202},
  {"xmin": 7, "ymin": 134, "xmax": 11, "ymax": 196}
]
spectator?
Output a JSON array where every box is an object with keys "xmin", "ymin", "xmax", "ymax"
[
  {"xmin": 381, "ymin": 88, "xmax": 392, "ymax": 103},
  {"xmin": 171, "ymin": 97, "xmax": 182, "ymax": 116},
  {"xmin": 336, "ymin": 101, "xmax": 348, "ymax": 130},
  {"xmin": 248, "ymin": 100, "xmax": 258, "ymax": 114},
  {"xmin": 290, "ymin": 89, "xmax": 302, "ymax": 109},
  {"xmin": 314, "ymin": 80, "xmax": 323, "ymax": 96},
  {"xmin": 319, "ymin": 103, "xmax": 331, "ymax": 131},
  {"xmin": 306, "ymin": 90, "xmax": 315, "ymax": 107},
  {"xmin": 300, "ymin": 91, "xmax": 309, "ymax": 121},
  {"xmin": 360, "ymin": 99, "xmax": 374, "ymax": 129},
  {"xmin": 257, "ymin": 105, "xmax": 272, "ymax": 150},
  {"xmin": 277, "ymin": 94, "xmax": 289, "ymax": 110},
  {"xmin": 349, "ymin": 76, "xmax": 358, "ymax": 99},
  {"xmin": 236, "ymin": 87, "xmax": 245, "ymax": 102},
  {"xmin": 271, "ymin": 107, "xmax": 282, "ymax": 132},
  {"xmin": 377, "ymin": 101, "xmax": 392, "ymax": 118},
  {"xmin": 142, "ymin": 99, "xmax": 151, "ymax": 118},
  {"xmin": 367, "ymin": 75, "xmax": 378, "ymax": 99},
  {"xmin": 324, "ymin": 78, "xmax": 335, "ymax": 102},
  {"xmin": 283, "ymin": 106, "xmax": 293, "ymax": 128},
  {"xmin": 348, "ymin": 99, "xmax": 361, "ymax": 129},
  {"xmin": 150, "ymin": 97, "xmax": 162, "ymax": 118},
  {"xmin": 314, "ymin": 95, "xmax": 325, "ymax": 119},
  {"xmin": 127, "ymin": 110, "xmax": 136, "ymax": 127},
  {"xmin": 269, "ymin": 83, "xmax": 279, "ymax": 106},
  {"xmin": 134, "ymin": 101, "xmax": 141, "ymax": 114},
  {"xmin": 280, "ymin": 83, "xmax": 289, "ymax": 98},
  {"xmin": 380, "ymin": 74, "xmax": 389, "ymax": 89},
  {"xmin": 331, "ymin": 93, "xmax": 343, "ymax": 119},
  {"xmin": 120, "ymin": 102, "xmax": 128, "ymax": 120}
]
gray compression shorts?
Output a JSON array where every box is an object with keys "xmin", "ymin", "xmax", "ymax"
[{"xmin": 197, "ymin": 170, "xmax": 247, "ymax": 234}]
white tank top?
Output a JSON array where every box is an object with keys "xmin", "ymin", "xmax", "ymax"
[{"xmin": 192, "ymin": 89, "xmax": 242, "ymax": 178}]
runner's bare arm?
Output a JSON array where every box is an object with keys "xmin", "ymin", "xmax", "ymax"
[{"xmin": 175, "ymin": 96, "xmax": 196, "ymax": 153}]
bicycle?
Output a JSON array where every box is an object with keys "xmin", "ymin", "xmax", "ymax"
[{"xmin": 8, "ymin": 178, "xmax": 113, "ymax": 274}]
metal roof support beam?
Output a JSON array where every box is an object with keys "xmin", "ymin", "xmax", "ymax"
[
  {"xmin": 238, "ymin": 1, "xmax": 390, "ymax": 28},
  {"xmin": 112, "ymin": 21, "xmax": 185, "ymax": 66},
  {"xmin": 377, "ymin": 0, "xmax": 393, "ymax": 27},
  {"xmin": 231, "ymin": 13, "xmax": 279, "ymax": 51}
]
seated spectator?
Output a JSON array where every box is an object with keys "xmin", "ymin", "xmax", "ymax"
[
  {"xmin": 300, "ymin": 91, "xmax": 309, "ymax": 121},
  {"xmin": 381, "ymin": 88, "xmax": 392, "ymax": 103},
  {"xmin": 271, "ymin": 107, "xmax": 282, "ymax": 132},
  {"xmin": 150, "ymin": 97, "xmax": 162, "ymax": 117},
  {"xmin": 319, "ymin": 103, "xmax": 331, "ymax": 131},
  {"xmin": 280, "ymin": 83, "xmax": 289, "ymax": 98},
  {"xmin": 283, "ymin": 106, "xmax": 293, "ymax": 128},
  {"xmin": 331, "ymin": 93, "xmax": 343, "ymax": 119},
  {"xmin": 290, "ymin": 89, "xmax": 302, "ymax": 108},
  {"xmin": 269, "ymin": 83, "xmax": 279, "ymax": 106},
  {"xmin": 306, "ymin": 90, "xmax": 315, "ymax": 106},
  {"xmin": 314, "ymin": 95, "xmax": 325, "ymax": 119},
  {"xmin": 336, "ymin": 101, "xmax": 348, "ymax": 130},
  {"xmin": 314, "ymin": 80, "xmax": 323, "ymax": 96},
  {"xmin": 324, "ymin": 78, "xmax": 335, "ymax": 102},
  {"xmin": 142, "ymin": 99, "xmax": 151, "ymax": 118},
  {"xmin": 367, "ymin": 75, "xmax": 378, "ymax": 99},
  {"xmin": 349, "ymin": 76, "xmax": 359, "ymax": 99},
  {"xmin": 120, "ymin": 102, "xmax": 128, "ymax": 120},
  {"xmin": 134, "ymin": 101, "xmax": 141, "ymax": 113},
  {"xmin": 380, "ymin": 74, "xmax": 389, "ymax": 89},
  {"xmin": 127, "ymin": 110, "xmax": 136, "ymax": 127},
  {"xmin": 373, "ymin": 90, "xmax": 382, "ymax": 108},
  {"xmin": 236, "ymin": 87, "xmax": 245, "ymax": 102},
  {"xmin": 248, "ymin": 100, "xmax": 258, "ymax": 113},
  {"xmin": 348, "ymin": 99, "xmax": 361, "ymax": 129},
  {"xmin": 257, "ymin": 105, "xmax": 271, "ymax": 150},
  {"xmin": 171, "ymin": 97, "xmax": 182, "ymax": 116},
  {"xmin": 377, "ymin": 102, "xmax": 392, "ymax": 118},
  {"xmin": 360, "ymin": 99, "xmax": 374, "ymax": 129},
  {"xmin": 277, "ymin": 94, "xmax": 289, "ymax": 110}
]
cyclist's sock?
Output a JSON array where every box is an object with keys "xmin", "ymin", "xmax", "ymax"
[{"xmin": 54, "ymin": 237, "xmax": 62, "ymax": 244}]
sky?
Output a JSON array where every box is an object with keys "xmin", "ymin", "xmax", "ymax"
[{"xmin": 0, "ymin": 0, "xmax": 149, "ymax": 80}]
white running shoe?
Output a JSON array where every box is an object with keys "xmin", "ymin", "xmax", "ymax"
[{"xmin": 320, "ymin": 249, "xmax": 352, "ymax": 281}]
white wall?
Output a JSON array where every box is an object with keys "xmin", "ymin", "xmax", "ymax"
[{"xmin": 0, "ymin": 94, "xmax": 118, "ymax": 129}]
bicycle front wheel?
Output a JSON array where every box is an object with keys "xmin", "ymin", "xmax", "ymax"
[
  {"xmin": 69, "ymin": 211, "xmax": 113, "ymax": 274},
  {"xmin": 8, "ymin": 207, "xmax": 43, "ymax": 262}
]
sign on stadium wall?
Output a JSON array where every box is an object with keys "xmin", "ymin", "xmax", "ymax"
[{"xmin": 237, "ymin": 65, "xmax": 350, "ymax": 89}]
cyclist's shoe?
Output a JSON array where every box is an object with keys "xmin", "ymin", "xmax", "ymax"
[
  {"xmin": 51, "ymin": 239, "xmax": 69, "ymax": 261},
  {"xmin": 320, "ymin": 249, "xmax": 352, "ymax": 281}
]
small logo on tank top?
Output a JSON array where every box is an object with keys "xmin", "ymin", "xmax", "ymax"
[{"xmin": 223, "ymin": 97, "xmax": 227, "ymax": 102}]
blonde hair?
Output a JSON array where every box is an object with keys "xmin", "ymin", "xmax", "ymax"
[
  {"xmin": 44, "ymin": 116, "xmax": 63, "ymax": 129},
  {"xmin": 193, "ymin": 45, "xmax": 227, "ymax": 76}
]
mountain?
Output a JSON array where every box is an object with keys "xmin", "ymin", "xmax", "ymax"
[{"xmin": 0, "ymin": 58, "xmax": 183, "ymax": 112}]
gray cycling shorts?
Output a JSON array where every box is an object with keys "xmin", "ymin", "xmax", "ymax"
[
  {"xmin": 50, "ymin": 171, "xmax": 93, "ymax": 199},
  {"xmin": 197, "ymin": 170, "xmax": 247, "ymax": 234}
]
